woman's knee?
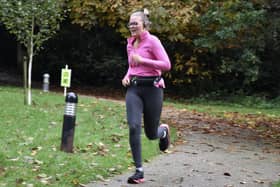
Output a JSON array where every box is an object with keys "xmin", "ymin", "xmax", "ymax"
[
  {"xmin": 145, "ymin": 131, "xmax": 158, "ymax": 140},
  {"xmin": 129, "ymin": 124, "xmax": 141, "ymax": 135},
  {"xmin": 144, "ymin": 121, "xmax": 159, "ymax": 140}
]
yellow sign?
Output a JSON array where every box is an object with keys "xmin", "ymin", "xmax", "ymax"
[{"xmin": 60, "ymin": 66, "xmax": 71, "ymax": 87}]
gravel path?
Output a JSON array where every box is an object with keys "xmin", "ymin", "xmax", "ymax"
[{"xmin": 86, "ymin": 107, "xmax": 280, "ymax": 187}]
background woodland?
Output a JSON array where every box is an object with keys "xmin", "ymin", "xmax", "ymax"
[{"xmin": 0, "ymin": 0, "xmax": 279, "ymax": 98}]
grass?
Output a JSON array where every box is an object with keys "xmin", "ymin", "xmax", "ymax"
[
  {"xmin": 1, "ymin": 86, "xmax": 280, "ymax": 186},
  {"xmin": 166, "ymin": 94, "xmax": 280, "ymax": 118},
  {"xmin": 0, "ymin": 86, "xmax": 168, "ymax": 187}
]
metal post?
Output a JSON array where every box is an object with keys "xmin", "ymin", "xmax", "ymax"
[
  {"xmin": 60, "ymin": 92, "xmax": 78, "ymax": 153},
  {"xmin": 43, "ymin": 73, "xmax": 50, "ymax": 92}
]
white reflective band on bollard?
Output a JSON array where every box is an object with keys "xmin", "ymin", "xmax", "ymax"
[
  {"xmin": 43, "ymin": 73, "xmax": 50, "ymax": 92},
  {"xmin": 64, "ymin": 103, "xmax": 76, "ymax": 116}
]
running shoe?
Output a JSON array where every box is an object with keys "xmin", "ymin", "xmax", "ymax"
[
  {"xmin": 127, "ymin": 170, "xmax": 144, "ymax": 184},
  {"xmin": 159, "ymin": 124, "xmax": 170, "ymax": 151}
]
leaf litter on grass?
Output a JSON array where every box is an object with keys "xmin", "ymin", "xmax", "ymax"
[{"xmin": 162, "ymin": 106, "xmax": 280, "ymax": 150}]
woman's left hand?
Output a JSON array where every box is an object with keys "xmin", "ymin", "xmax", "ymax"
[{"xmin": 122, "ymin": 77, "xmax": 130, "ymax": 87}]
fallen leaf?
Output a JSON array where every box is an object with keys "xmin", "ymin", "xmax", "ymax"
[
  {"xmin": 96, "ymin": 174, "xmax": 105, "ymax": 181},
  {"xmin": 9, "ymin": 157, "xmax": 19, "ymax": 161},
  {"xmin": 224, "ymin": 172, "xmax": 231, "ymax": 176},
  {"xmin": 72, "ymin": 178, "xmax": 79, "ymax": 185},
  {"xmin": 254, "ymin": 179, "xmax": 265, "ymax": 184},
  {"xmin": 34, "ymin": 159, "xmax": 43, "ymax": 165},
  {"xmin": 37, "ymin": 173, "xmax": 47, "ymax": 178},
  {"xmin": 0, "ymin": 167, "xmax": 5, "ymax": 176}
]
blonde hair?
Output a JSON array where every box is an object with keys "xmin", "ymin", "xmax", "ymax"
[{"xmin": 130, "ymin": 8, "xmax": 151, "ymax": 30}]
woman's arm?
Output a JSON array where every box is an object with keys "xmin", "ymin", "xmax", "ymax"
[{"xmin": 140, "ymin": 37, "xmax": 171, "ymax": 71}]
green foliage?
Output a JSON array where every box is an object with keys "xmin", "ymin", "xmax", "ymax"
[
  {"xmin": 273, "ymin": 181, "xmax": 280, "ymax": 187},
  {"xmin": 68, "ymin": 0, "xmax": 196, "ymax": 40},
  {"xmin": 45, "ymin": 0, "xmax": 276, "ymax": 96},
  {"xmin": 255, "ymin": 0, "xmax": 280, "ymax": 97},
  {"xmin": 193, "ymin": 0, "xmax": 266, "ymax": 86},
  {"xmin": 67, "ymin": 0, "xmax": 271, "ymax": 95},
  {"xmin": 219, "ymin": 49, "xmax": 261, "ymax": 84},
  {"xmin": 0, "ymin": 0, "xmax": 66, "ymax": 54}
]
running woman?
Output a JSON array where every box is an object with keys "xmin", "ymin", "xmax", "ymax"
[{"xmin": 121, "ymin": 8, "xmax": 171, "ymax": 184}]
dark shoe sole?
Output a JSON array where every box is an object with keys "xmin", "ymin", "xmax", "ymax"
[
  {"xmin": 127, "ymin": 178, "xmax": 145, "ymax": 184},
  {"xmin": 159, "ymin": 124, "xmax": 170, "ymax": 151}
]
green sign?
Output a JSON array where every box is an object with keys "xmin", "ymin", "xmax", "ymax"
[{"xmin": 60, "ymin": 67, "xmax": 71, "ymax": 87}]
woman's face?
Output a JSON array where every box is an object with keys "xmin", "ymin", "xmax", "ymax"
[{"xmin": 128, "ymin": 15, "xmax": 144, "ymax": 37}]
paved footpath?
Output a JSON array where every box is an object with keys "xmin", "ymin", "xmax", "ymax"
[{"xmin": 86, "ymin": 128, "xmax": 280, "ymax": 187}]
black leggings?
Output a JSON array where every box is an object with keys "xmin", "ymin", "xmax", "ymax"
[{"xmin": 125, "ymin": 86, "xmax": 165, "ymax": 168}]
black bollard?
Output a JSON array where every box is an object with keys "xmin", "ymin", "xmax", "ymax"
[{"xmin": 60, "ymin": 92, "xmax": 78, "ymax": 153}]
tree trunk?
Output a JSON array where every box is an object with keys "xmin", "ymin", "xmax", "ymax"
[
  {"xmin": 27, "ymin": 52, "xmax": 33, "ymax": 105},
  {"xmin": 23, "ymin": 57, "xmax": 27, "ymax": 105},
  {"xmin": 27, "ymin": 16, "xmax": 34, "ymax": 106}
]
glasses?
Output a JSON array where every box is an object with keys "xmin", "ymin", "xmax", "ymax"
[{"xmin": 127, "ymin": 22, "xmax": 140, "ymax": 28}]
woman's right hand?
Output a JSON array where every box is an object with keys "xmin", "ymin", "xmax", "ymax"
[
  {"xmin": 122, "ymin": 78, "xmax": 130, "ymax": 87},
  {"xmin": 130, "ymin": 54, "xmax": 142, "ymax": 67}
]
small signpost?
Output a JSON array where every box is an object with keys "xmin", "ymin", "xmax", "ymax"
[{"xmin": 60, "ymin": 65, "xmax": 71, "ymax": 96}]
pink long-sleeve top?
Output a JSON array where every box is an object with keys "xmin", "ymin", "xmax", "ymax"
[{"xmin": 124, "ymin": 31, "xmax": 171, "ymax": 88}]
